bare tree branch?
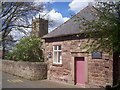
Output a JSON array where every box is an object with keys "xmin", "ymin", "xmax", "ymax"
[{"xmin": 0, "ymin": 2, "xmax": 45, "ymax": 59}]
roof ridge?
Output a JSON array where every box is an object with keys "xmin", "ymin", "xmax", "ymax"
[
  {"xmin": 47, "ymin": 5, "xmax": 92, "ymax": 34},
  {"xmin": 43, "ymin": 5, "xmax": 95, "ymax": 39}
]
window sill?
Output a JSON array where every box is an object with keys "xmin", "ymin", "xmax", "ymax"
[{"xmin": 52, "ymin": 63, "xmax": 63, "ymax": 67}]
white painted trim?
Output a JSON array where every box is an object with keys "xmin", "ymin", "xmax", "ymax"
[{"xmin": 53, "ymin": 45, "xmax": 62, "ymax": 64}]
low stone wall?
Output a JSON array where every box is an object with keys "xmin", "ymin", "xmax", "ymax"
[{"xmin": 2, "ymin": 60, "xmax": 47, "ymax": 80}]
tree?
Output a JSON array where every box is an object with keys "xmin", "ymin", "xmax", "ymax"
[
  {"xmin": 78, "ymin": 2, "xmax": 120, "ymax": 85},
  {"xmin": 0, "ymin": 2, "xmax": 44, "ymax": 59},
  {"xmin": 6, "ymin": 36, "xmax": 44, "ymax": 62}
]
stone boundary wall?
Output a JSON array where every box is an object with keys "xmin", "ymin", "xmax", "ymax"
[{"xmin": 2, "ymin": 60, "xmax": 47, "ymax": 80}]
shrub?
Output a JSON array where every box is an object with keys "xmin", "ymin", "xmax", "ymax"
[{"xmin": 6, "ymin": 36, "xmax": 44, "ymax": 62}]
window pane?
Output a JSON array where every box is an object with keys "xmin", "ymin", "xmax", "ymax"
[
  {"xmin": 54, "ymin": 52, "xmax": 57, "ymax": 63},
  {"xmin": 58, "ymin": 45, "xmax": 61, "ymax": 50},
  {"xmin": 58, "ymin": 52, "xmax": 62, "ymax": 63},
  {"xmin": 54, "ymin": 46, "xmax": 57, "ymax": 50}
]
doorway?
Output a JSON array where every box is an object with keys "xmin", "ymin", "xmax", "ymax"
[{"xmin": 75, "ymin": 57, "xmax": 85, "ymax": 85}]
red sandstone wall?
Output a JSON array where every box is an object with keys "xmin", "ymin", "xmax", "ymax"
[{"xmin": 43, "ymin": 38, "xmax": 113, "ymax": 87}]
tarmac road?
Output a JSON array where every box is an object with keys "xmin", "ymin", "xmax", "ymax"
[{"xmin": 2, "ymin": 72, "xmax": 79, "ymax": 88}]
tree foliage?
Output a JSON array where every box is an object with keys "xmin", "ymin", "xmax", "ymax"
[
  {"xmin": 78, "ymin": 2, "xmax": 120, "ymax": 54},
  {"xmin": 0, "ymin": 2, "xmax": 44, "ymax": 59},
  {"xmin": 5, "ymin": 36, "xmax": 44, "ymax": 62},
  {"xmin": 77, "ymin": 1, "xmax": 120, "ymax": 85}
]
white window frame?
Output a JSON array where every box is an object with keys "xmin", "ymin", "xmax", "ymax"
[{"xmin": 53, "ymin": 45, "xmax": 62, "ymax": 64}]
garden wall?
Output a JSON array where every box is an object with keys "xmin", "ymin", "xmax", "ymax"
[{"xmin": 2, "ymin": 60, "xmax": 47, "ymax": 80}]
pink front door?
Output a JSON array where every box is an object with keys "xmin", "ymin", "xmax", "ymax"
[{"xmin": 75, "ymin": 57, "xmax": 85, "ymax": 85}]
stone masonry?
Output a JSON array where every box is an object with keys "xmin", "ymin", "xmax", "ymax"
[
  {"xmin": 31, "ymin": 18, "xmax": 48, "ymax": 37},
  {"xmin": 43, "ymin": 35, "xmax": 113, "ymax": 88},
  {"xmin": 2, "ymin": 60, "xmax": 47, "ymax": 80}
]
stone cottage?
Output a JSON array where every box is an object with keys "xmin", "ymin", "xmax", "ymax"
[
  {"xmin": 42, "ymin": 5, "xmax": 113, "ymax": 88},
  {"xmin": 31, "ymin": 5, "xmax": 113, "ymax": 87}
]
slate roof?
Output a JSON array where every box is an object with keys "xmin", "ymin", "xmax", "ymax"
[{"xmin": 43, "ymin": 5, "xmax": 98, "ymax": 39}]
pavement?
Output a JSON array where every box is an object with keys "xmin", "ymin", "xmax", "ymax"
[{"xmin": 2, "ymin": 72, "xmax": 80, "ymax": 88}]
